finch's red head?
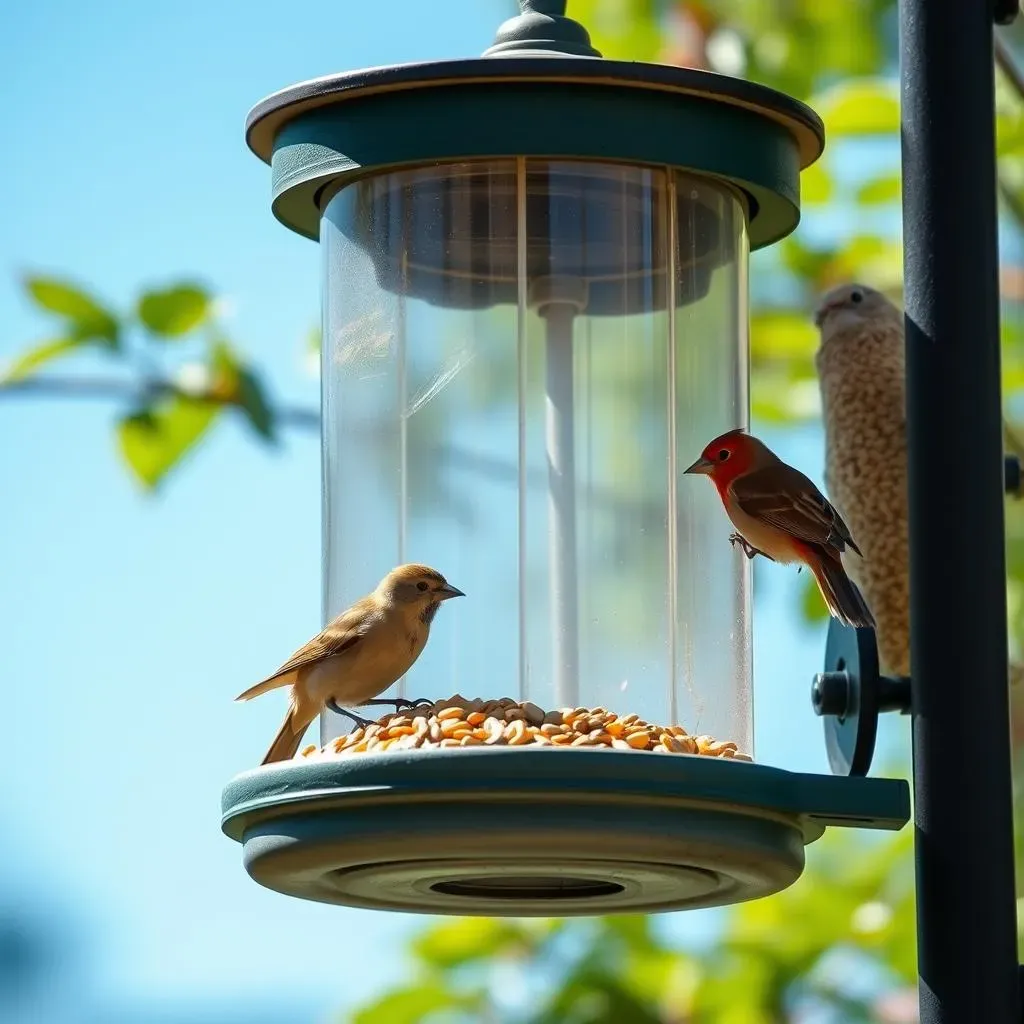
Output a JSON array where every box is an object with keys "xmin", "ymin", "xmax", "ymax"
[{"xmin": 683, "ymin": 428, "xmax": 774, "ymax": 485}]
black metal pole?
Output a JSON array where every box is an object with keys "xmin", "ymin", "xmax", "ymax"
[{"xmin": 900, "ymin": 1, "xmax": 1019, "ymax": 1020}]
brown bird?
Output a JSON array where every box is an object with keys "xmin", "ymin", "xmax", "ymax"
[
  {"xmin": 814, "ymin": 282, "xmax": 909, "ymax": 673},
  {"xmin": 684, "ymin": 428, "xmax": 876, "ymax": 629},
  {"xmin": 235, "ymin": 563, "xmax": 464, "ymax": 764},
  {"xmin": 815, "ymin": 281, "xmax": 1024, "ymax": 687}
]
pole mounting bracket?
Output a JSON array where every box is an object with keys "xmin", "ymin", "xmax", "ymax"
[{"xmin": 812, "ymin": 620, "xmax": 911, "ymax": 777}]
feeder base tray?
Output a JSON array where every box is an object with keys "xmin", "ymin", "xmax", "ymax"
[{"xmin": 221, "ymin": 748, "xmax": 909, "ymax": 916}]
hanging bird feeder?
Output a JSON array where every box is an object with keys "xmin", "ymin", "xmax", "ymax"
[{"xmin": 222, "ymin": 0, "xmax": 909, "ymax": 917}]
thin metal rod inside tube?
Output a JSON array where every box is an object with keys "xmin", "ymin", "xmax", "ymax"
[
  {"xmin": 900, "ymin": 0, "xmax": 1019, "ymax": 1018},
  {"xmin": 665, "ymin": 173, "xmax": 680, "ymax": 729},
  {"xmin": 544, "ymin": 300, "xmax": 580, "ymax": 708},
  {"xmin": 396, "ymin": 290, "xmax": 409, "ymax": 702}
]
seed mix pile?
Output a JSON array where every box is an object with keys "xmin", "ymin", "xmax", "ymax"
[{"xmin": 298, "ymin": 694, "xmax": 752, "ymax": 761}]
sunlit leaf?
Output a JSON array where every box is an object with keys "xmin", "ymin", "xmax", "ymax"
[
  {"xmin": 116, "ymin": 396, "xmax": 220, "ymax": 489},
  {"xmin": 412, "ymin": 917, "xmax": 525, "ymax": 969},
  {"xmin": 813, "ymin": 78, "xmax": 900, "ymax": 136},
  {"xmin": 801, "ymin": 161, "xmax": 834, "ymax": 204},
  {"xmin": 2, "ymin": 337, "xmax": 83, "ymax": 382},
  {"xmin": 751, "ymin": 311, "xmax": 818, "ymax": 360},
  {"xmin": 208, "ymin": 340, "xmax": 277, "ymax": 442},
  {"xmin": 350, "ymin": 980, "xmax": 475, "ymax": 1024},
  {"xmin": 137, "ymin": 284, "xmax": 211, "ymax": 337},
  {"xmin": 856, "ymin": 173, "xmax": 902, "ymax": 204},
  {"xmin": 22, "ymin": 276, "xmax": 119, "ymax": 344},
  {"xmin": 800, "ymin": 572, "xmax": 829, "ymax": 622}
]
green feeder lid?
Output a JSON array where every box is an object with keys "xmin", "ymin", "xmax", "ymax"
[{"xmin": 244, "ymin": 1, "xmax": 825, "ymax": 253}]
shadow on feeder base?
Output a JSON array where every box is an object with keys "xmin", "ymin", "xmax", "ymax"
[{"xmin": 221, "ymin": 748, "xmax": 909, "ymax": 917}]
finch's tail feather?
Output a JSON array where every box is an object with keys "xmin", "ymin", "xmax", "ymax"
[{"xmin": 809, "ymin": 548, "xmax": 877, "ymax": 630}]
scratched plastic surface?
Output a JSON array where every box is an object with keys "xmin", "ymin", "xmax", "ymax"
[{"xmin": 318, "ymin": 159, "xmax": 752, "ymax": 753}]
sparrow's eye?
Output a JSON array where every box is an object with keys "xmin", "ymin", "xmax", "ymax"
[
  {"xmin": 416, "ymin": 581, "xmax": 430, "ymax": 592},
  {"xmin": 717, "ymin": 449, "xmax": 730, "ymax": 461},
  {"xmin": 850, "ymin": 289, "xmax": 864, "ymax": 304}
]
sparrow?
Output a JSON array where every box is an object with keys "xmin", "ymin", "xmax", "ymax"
[
  {"xmin": 235, "ymin": 563, "xmax": 464, "ymax": 764},
  {"xmin": 684, "ymin": 428, "xmax": 876, "ymax": 629},
  {"xmin": 814, "ymin": 281, "xmax": 1024, "ymax": 688},
  {"xmin": 815, "ymin": 282, "xmax": 909, "ymax": 670}
]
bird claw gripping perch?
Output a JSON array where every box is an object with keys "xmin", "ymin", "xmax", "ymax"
[
  {"xmin": 325, "ymin": 699, "xmax": 376, "ymax": 728},
  {"xmin": 811, "ymin": 619, "xmax": 911, "ymax": 776},
  {"xmin": 326, "ymin": 695, "xmax": 434, "ymax": 726},
  {"xmin": 729, "ymin": 532, "xmax": 775, "ymax": 562},
  {"xmin": 359, "ymin": 696, "xmax": 435, "ymax": 712}
]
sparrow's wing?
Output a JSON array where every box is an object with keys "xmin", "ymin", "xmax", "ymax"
[
  {"xmin": 730, "ymin": 463, "xmax": 862, "ymax": 556},
  {"xmin": 236, "ymin": 602, "xmax": 379, "ymax": 700}
]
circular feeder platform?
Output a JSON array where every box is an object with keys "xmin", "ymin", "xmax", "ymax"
[{"xmin": 222, "ymin": 748, "xmax": 909, "ymax": 916}]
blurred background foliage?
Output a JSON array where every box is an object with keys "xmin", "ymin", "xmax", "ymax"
[{"xmin": 5, "ymin": 1, "xmax": 1024, "ymax": 1020}]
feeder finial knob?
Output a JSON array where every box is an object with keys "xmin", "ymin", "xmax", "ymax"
[
  {"xmin": 484, "ymin": 0, "xmax": 602, "ymax": 58},
  {"xmin": 520, "ymin": 0, "xmax": 567, "ymax": 14}
]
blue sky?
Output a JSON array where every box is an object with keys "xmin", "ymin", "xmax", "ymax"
[{"xmin": 0, "ymin": 2, "xmax": 909, "ymax": 1021}]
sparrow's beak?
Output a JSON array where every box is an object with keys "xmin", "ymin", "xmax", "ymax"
[
  {"xmin": 437, "ymin": 584, "xmax": 465, "ymax": 600},
  {"xmin": 813, "ymin": 300, "xmax": 837, "ymax": 328},
  {"xmin": 683, "ymin": 456, "xmax": 715, "ymax": 475}
]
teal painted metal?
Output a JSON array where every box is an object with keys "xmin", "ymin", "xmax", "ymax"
[
  {"xmin": 246, "ymin": 57, "xmax": 823, "ymax": 250},
  {"xmin": 221, "ymin": 749, "xmax": 909, "ymax": 916}
]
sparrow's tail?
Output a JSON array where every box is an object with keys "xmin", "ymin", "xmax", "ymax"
[
  {"xmin": 261, "ymin": 702, "xmax": 316, "ymax": 765},
  {"xmin": 809, "ymin": 548, "xmax": 877, "ymax": 630}
]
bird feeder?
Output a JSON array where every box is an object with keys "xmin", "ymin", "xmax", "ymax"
[{"xmin": 222, "ymin": 0, "xmax": 909, "ymax": 917}]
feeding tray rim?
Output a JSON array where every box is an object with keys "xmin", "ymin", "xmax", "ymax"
[
  {"xmin": 221, "ymin": 746, "xmax": 909, "ymax": 842},
  {"xmin": 245, "ymin": 57, "xmax": 824, "ymax": 167},
  {"xmin": 222, "ymin": 749, "xmax": 908, "ymax": 917}
]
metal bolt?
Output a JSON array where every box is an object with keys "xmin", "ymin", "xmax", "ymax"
[{"xmin": 812, "ymin": 670, "xmax": 851, "ymax": 718}]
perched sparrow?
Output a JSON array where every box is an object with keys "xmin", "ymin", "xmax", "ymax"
[
  {"xmin": 815, "ymin": 281, "xmax": 1024, "ymax": 688},
  {"xmin": 235, "ymin": 563, "xmax": 464, "ymax": 764},
  {"xmin": 814, "ymin": 282, "xmax": 909, "ymax": 673},
  {"xmin": 684, "ymin": 428, "xmax": 876, "ymax": 629}
]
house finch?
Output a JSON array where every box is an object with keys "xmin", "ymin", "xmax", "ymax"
[
  {"xmin": 235, "ymin": 563, "xmax": 464, "ymax": 764},
  {"xmin": 814, "ymin": 282, "xmax": 909, "ymax": 675},
  {"xmin": 684, "ymin": 429, "xmax": 876, "ymax": 629}
]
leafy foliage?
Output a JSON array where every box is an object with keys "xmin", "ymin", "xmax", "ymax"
[{"xmin": 3, "ymin": 276, "xmax": 275, "ymax": 489}]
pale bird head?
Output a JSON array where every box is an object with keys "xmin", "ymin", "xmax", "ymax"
[
  {"xmin": 377, "ymin": 563, "xmax": 465, "ymax": 607},
  {"xmin": 813, "ymin": 282, "xmax": 900, "ymax": 335}
]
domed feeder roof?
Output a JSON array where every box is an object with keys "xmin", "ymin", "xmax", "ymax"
[{"xmin": 244, "ymin": 1, "xmax": 825, "ymax": 251}]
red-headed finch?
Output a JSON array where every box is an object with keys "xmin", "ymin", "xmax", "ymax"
[
  {"xmin": 235, "ymin": 563, "xmax": 464, "ymax": 764},
  {"xmin": 684, "ymin": 429, "xmax": 876, "ymax": 629}
]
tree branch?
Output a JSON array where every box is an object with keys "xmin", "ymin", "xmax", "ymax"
[{"xmin": 0, "ymin": 374, "xmax": 321, "ymax": 429}]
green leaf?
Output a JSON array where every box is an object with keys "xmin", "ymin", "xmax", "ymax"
[
  {"xmin": 208, "ymin": 340, "xmax": 276, "ymax": 442},
  {"xmin": 412, "ymin": 917, "xmax": 523, "ymax": 969},
  {"xmin": 800, "ymin": 573, "xmax": 829, "ymax": 623},
  {"xmin": 116, "ymin": 395, "xmax": 219, "ymax": 489},
  {"xmin": 2, "ymin": 337, "xmax": 83, "ymax": 382},
  {"xmin": 23, "ymin": 276, "xmax": 119, "ymax": 344},
  {"xmin": 236, "ymin": 368, "xmax": 276, "ymax": 441},
  {"xmin": 813, "ymin": 78, "xmax": 900, "ymax": 136},
  {"xmin": 350, "ymin": 980, "xmax": 472, "ymax": 1024},
  {"xmin": 801, "ymin": 161, "xmax": 833, "ymax": 204},
  {"xmin": 137, "ymin": 284, "xmax": 211, "ymax": 337},
  {"xmin": 856, "ymin": 173, "xmax": 902, "ymax": 205},
  {"xmin": 751, "ymin": 311, "xmax": 819, "ymax": 361}
]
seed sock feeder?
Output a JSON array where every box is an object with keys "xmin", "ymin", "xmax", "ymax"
[{"xmin": 222, "ymin": 1, "xmax": 910, "ymax": 919}]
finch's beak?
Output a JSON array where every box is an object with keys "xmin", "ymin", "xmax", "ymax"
[
  {"xmin": 683, "ymin": 456, "xmax": 715, "ymax": 475},
  {"xmin": 437, "ymin": 584, "xmax": 465, "ymax": 600}
]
